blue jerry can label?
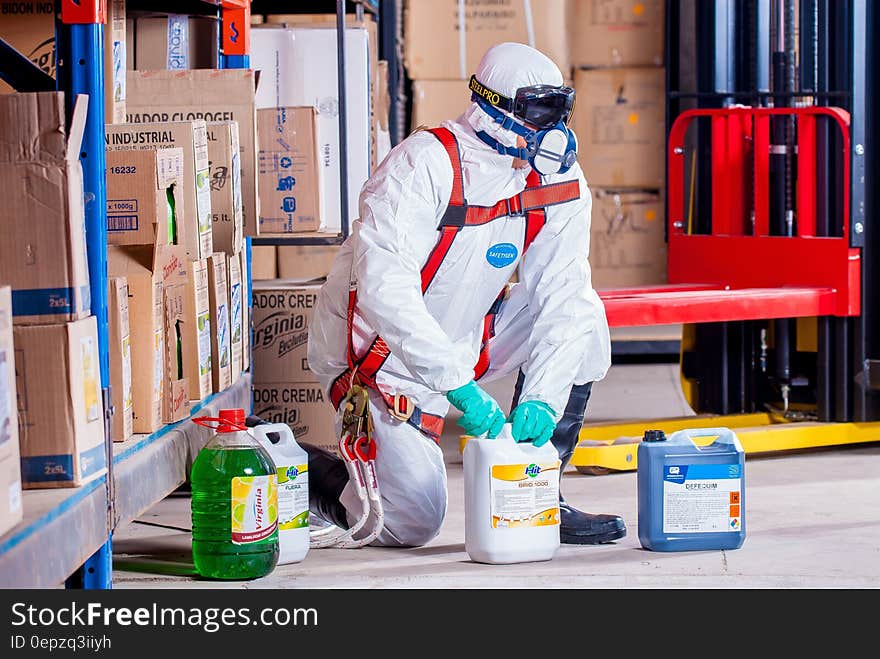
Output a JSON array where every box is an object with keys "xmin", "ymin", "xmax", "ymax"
[{"xmin": 663, "ymin": 464, "xmax": 742, "ymax": 533}]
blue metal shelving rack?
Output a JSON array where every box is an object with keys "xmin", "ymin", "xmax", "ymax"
[{"xmin": 0, "ymin": 0, "xmax": 388, "ymax": 589}]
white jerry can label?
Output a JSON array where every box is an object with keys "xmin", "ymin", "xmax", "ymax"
[
  {"xmin": 663, "ymin": 463, "xmax": 743, "ymax": 533},
  {"xmin": 489, "ymin": 462, "xmax": 560, "ymax": 529}
]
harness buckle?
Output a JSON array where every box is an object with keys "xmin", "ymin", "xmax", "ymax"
[
  {"xmin": 506, "ymin": 194, "xmax": 524, "ymax": 217},
  {"xmin": 390, "ymin": 394, "xmax": 414, "ymax": 421}
]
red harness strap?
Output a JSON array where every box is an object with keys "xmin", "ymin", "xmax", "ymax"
[{"xmin": 329, "ymin": 126, "xmax": 580, "ymax": 441}]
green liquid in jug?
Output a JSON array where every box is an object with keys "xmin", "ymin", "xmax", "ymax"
[{"xmin": 191, "ymin": 444, "xmax": 279, "ymax": 580}]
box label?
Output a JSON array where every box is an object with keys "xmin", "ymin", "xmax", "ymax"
[
  {"xmin": 20, "ymin": 443, "xmax": 105, "ymax": 483},
  {"xmin": 663, "ymin": 464, "xmax": 743, "ymax": 533},
  {"xmin": 217, "ymin": 302, "xmax": 230, "ymax": 369},
  {"xmin": 230, "ymin": 282, "xmax": 242, "ymax": 347},
  {"xmin": 11, "ymin": 286, "xmax": 90, "ymax": 318},
  {"xmin": 197, "ymin": 311, "xmax": 211, "ymax": 376},
  {"xmin": 80, "ymin": 335, "xmax": 101, "ymax": 423},
  {"xmin": 231, "ymin": 475, "xmax": 278, "ymax": 544},
  {"xmin": 166, "ymin": 15, "xmax": 190, "ymax": 70},
  {"xmin": 490, "ymin": 462, "xmax": 561, "ymax": 529}
]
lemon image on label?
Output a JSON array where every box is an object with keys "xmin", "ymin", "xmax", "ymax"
[{"xmin": 232, "ymin": 503, "xmax": 246, "ymax": 525}]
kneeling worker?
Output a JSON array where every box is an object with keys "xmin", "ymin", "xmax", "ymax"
[{"xmin": 302, "ymin": 42, "xmax": 622, "ymax": 547}]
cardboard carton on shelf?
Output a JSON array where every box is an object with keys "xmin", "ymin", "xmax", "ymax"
[
  {"xmin": 161, "ymin": 281, "xmax": 191, "ymax": 424},
  {"xmin": 277, "ymin": 244, "xmax": 340, "ymax": 281},
  {"xmin": 208, "ymin": 254, "xmax": 232, "ymax": 394},
  {"xmin": 108, "ymin": 244, "xmax": 187, "ymax": 434},
  {"xmin": 571, "ymin": 67, "xmax": 666, "ymax": 189},
  {"xmin": 14, "ymin": 316, "xmax": 107, "ymax": 489},
  {"xmin": 126, "ymin": 69, "xmax": 260, "ymax": 237},
  {"xmin": 252, "ymin": 280, "xmax": 322, "ymax": 385},
  {"xmin": 0, "ymin": 286, "xmax": 22, "ymax": 534},
  {"xmin": 106, "ymin": 120, "xmax": 214, "ymax": 261},
  {"xmin": 253, "ymin": 382, "xmax": 338, "ymax": 457},
  {"xmin": 207, "ymin": 121, "xmax": 245, "ymax": 255},
  {"xmin": 108, "ymin": 276, "xmax": 134, "ymax": 443},
  {"xmin": 227, "ymin": 253, "xmax": 243, "ymax": 383},
  {"xmin": 132, "ymin": 14, "xmax": 218, "ymax": 71},
  {"xmin": 183, "ymin": 259, "xmax": 212, "ymax": 402},
  {"xmin": 251, "ymin": 25, "xmax": 370, "ymax": 233},
  {"xmin": 0, "ymin": 0, "xmax": 127, "ymax": 123},
  {"xmin": 410, "ymin": 79, "xmax": 469, "ymax": 131},
  {"xmin": 239, "ymin": 249, "xmax": 250, "ymax": 372},
  {"xmin": 570, "ymin": 0, "xmax": 665, "ymax": 68},
  {"xmin": 251, "ymin": 245, "xmax": 278, "ymax": 281},
  {"xmin": 590, "ymin": 189, "xmax": 667, "ymax": 289},
  {"xmin": 0, "ymin": 92, "xmax": 91, "ymax": 325},
  {"xmin": 106, "ymin": 147, "xmax": 186, "ymax": 248},
  {"xmin": 403, "ymin": 0, "xmax": 570, "ymax": 80}
]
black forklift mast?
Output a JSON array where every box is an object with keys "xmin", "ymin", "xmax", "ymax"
[{"xmin": 667, "ymin": 0, "xmax": 879, "ymax": 422}]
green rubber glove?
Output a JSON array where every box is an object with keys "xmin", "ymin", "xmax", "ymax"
[
  {"xmin": 446, "ymin": 380, "xmax": 506, "ymax": 439},
  {"xmin": 508, "ymin": 401, "xmax": 557, "ymax": 447}
]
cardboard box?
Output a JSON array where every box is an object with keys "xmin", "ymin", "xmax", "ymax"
[
  {"xmin": 227, "ymin": 254, "xmax": 243, "ymax": 383},
  {"xmin": 572, "ymin": 67, "xmax": 666, "ymax": 188},
  {"xmin": 208, "ymin": 254, "xmax": 232, "ymax": 394},
  {"xmin": 162, "ymin": 282, "xmax": 191, "ymax": 423},
  {"xmin": 207, "ymin": 121, "xmax": 244, "ymax": 255},
  {"xmin": 125, "ymin": 69, "xmax": 260, "ymax": 236},
  {"xmin": 0, "ymin": 287, "xmax": 23, "ymax": 534},
  {"xmin": 108, "ymin": 277, "xmax": 133, "ymax": 442},
  {"xmin": 257, "ymin": 107, "xmax": 322, "ymax": 234},
  {"xmin": 183, "ymin": 259, "xmax": 212, "ymax": 402},
  {"xmin": 590, "ymin": 189, "xmax": 666, "ymax": 288},
  {"xmin": 240, "ymin": 250, "xmax": 250, "ymax": 371},
  {"xmin": 403, "ymin": 0, "xmax": 571, "ymax": 80},
  {"xmin": 411, "ymin": 79, "xmax": 469, "ymax": 131},
  {"xmin": 0, "ymin": 92, "xmax": 91, "ymax": 325},
  {"xmin": 252, "ymin": 26, "xmax": 370, "ymax": 233},
  {"xmin": 133, "ymin": 14, "xmax": 218, "ymax": 70},
  {"xmin": 277, "ymin": 245, "xmax": 340, "ymax": 281},
  {"xmin": 0, "ymin": 0, "xmax": 127, "ymax": 124},
  {"xmin": 106, "ymin": 147, "xmax": 185, "ymax": 247},
  {"xmin": 253, "ymin": 383, "xmax": 338, "ymax": 456},
  {"xmin": 571, "ymin": 0, "xmax": 665, "ymax": 68},
  {"xmin": 252, "ymin": 281, "xmax": 321, "ymax": 384},
  {"xmin": 14, "ymin": 316, "xmax": 107, "ymax": 488},
  {"xmin": 252, "ymin": 246, "xmax": 278, "ymax": 280},
  {"xmin": 106, "ymin": 120, "xmax": 213, "ymax": 260},
  {"xmin": 126, "ymin": 17, "xmax": 135, "ymax": 70},
  {"xmin": 264, "ymin": 13, "xmax": 380, "ymax": 169},
  {"xmin": 108, "ymin": 244, "xmax": 187, "ymax": 433}
]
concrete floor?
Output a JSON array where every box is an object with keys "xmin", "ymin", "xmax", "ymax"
[{"xmin": 113, "ymin": 364, "xmax": 880, "ymax": 588}]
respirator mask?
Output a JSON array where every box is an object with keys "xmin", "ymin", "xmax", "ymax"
[{"xmin": 469, "ymin": 74, "xmax": 578, "ymax": 176}]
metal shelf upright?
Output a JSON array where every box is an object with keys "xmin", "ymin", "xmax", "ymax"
[{"xmin": 0, "ymin": 0, "xmax": 255, "ymax": 590}]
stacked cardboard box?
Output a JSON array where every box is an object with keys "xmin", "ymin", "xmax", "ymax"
[
  {"xmin": 0, "ymin": 0, "xmax": 128, "ymax": 124},
  {"xmin": 0, "ymin": 287, "xmax": 23, "ymax": 533},
  {"xmin": 251, "ymin": 22, "xmax": 372, "ymax": 234},
  {"xmin": 569, "ymin": 0, "xmax": 668, "ymax": 288},
  {"xmin": 0, "ymin": 92, "xmax": 108, "ymax": 489},
  {"xmin": 404, "ymin": 0, "xmax": 570, "ymax": 131},
  {"xmin": 130, "ymin": 13, "xmax": 219, "ymax": 71},
  {"xmin": 252, "ymin": 281, "xmax": 337, "ymax": 456}
]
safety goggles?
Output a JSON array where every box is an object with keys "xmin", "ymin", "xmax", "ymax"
[{"xmin": 469, "ymin": 75, "xmax": 576, "ymax": 129}]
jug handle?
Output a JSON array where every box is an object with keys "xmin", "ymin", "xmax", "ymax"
[{"xmin": 251, "ymin": 423, "xmax": 295, "ymax": 447}]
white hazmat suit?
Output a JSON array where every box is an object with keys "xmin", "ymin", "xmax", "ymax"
[{"xmin": 307, "ymin": 42, "xmax": 612, "ymax": 547}]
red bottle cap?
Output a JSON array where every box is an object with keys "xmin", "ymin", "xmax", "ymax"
[{"xmin": 217, "ymin": 408, "xmax": 246, "ymax": 433}]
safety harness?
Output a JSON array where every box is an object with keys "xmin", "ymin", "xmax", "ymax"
[{"xmin": 329, "ymin": 126, "xmax": 581, "ymax": 442}]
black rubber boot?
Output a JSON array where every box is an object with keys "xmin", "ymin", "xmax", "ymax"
[
  {"xmin": 512, "ymin": 373, "xmax": 626, "ymax": 545},
  {"xmin": 245, "ymin": 415, "xmax": 350, "ymax": 530}
]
